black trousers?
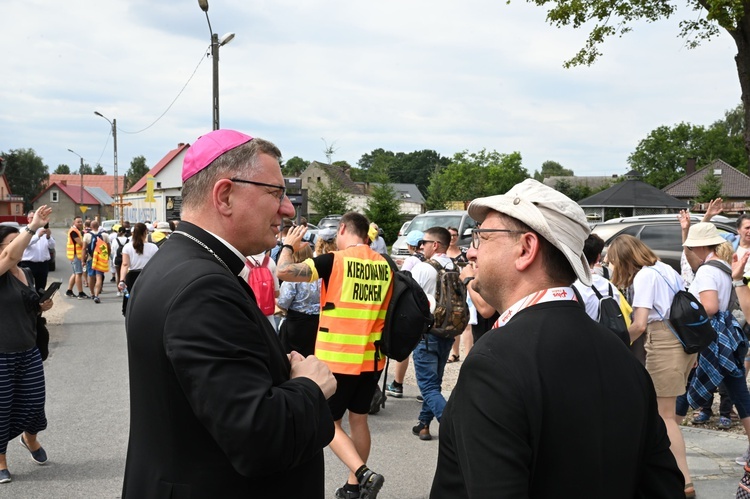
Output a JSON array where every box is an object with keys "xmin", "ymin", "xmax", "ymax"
[
  {"xmin": 19, "ymin": 260, "xmax": 49, "ymax": 293},
  {"xmin": 122, "ymin": 269, "xmax": 142, "ymax": 317}
]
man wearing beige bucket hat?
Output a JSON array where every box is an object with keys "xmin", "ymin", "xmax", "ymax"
[{"xmin": 430, "ymin": 179, "xmax": 683, "ymax": 498}]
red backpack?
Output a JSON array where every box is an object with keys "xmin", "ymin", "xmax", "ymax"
[{"xmin": 247, "ymin": 254, "xmax": 276, "ymax": 316}]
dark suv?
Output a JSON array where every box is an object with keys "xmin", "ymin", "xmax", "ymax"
[{"xmin": 592, "ymin": 215, "xmax": 737, "ymax": 272}]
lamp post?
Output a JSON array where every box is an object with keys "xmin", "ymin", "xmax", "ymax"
[
  {"xmin": 197, "ymin": 0, "xmax": 235, "ymax": 130},
  {"xmin": 67, "ymin": 149, "xmax": 85, "ymax": 207},
  {"xmin": 94, "ymin": 111, "xmax": 119, "ymax": 221}
]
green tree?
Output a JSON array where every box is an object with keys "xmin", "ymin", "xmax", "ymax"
[
  {"xmin": 628, "ymin": 114, "xmax": 748, "ymax": 188},
  {"xmin": 1, "ymin": 148, "xmax": 49, "ymax": 210},
  {"xmin": 425, "ymin": 149, "xmax": 529, "ymax": 209},
  {"xmin": 533, "ymin": 160, "xmax": 574, "ymax": 181},
  {"xmin": 525, "ymin": 0, "xmax": 750, "ymax": 161},
  {"xmin": 54, "ymin": 164, "xmax": 70, "ymax": 174},
  {"xmin": 364, "ymin": 183, "xmax": 402, "ymax": 244},
  {"xmin": 282, "ymin": 156, "xmax": 308, "ymax": 176},
  {"xmin": 553, "ymin": 178, "xmax": 593, "ymax": 201},
  {"xmin": 93, "ymin": 164, "xmax": 106, "ymax": 175},
  {"xmin": 696, "ymin": 170, "xmax": 723, "ymax": 203},
  {"xmin": 357, "ymin": 149, "xmax": 448, "ymax": 194},
  {"xmin": 77, "ymin": 163, "xmax": 93, "ymax": 175},
  {"xmin": 126, "ymin": 156, "xmax": 150, "ymax": 188},
  {"xmin": 308, "ymin": 178, "xmax": 350, "ymax": 223}
]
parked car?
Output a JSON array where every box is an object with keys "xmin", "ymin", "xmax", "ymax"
[
  {"xmin": 398, "ymin": 220, "xmax": 412, "ymax": 237},
  {"xmin": 101, "ymin": 219, "xmax": 120, "ymax": 233},
  {"xmin": 592, "ymin": 214, "xmax": 738, "ymax": 273},
  {"xmin": 390, "ymin": 210, "xmax": 477, "ymax": 267},
  {"xmin": 317, "ymin": 215, "xmax": 342, "ymax": 229}
]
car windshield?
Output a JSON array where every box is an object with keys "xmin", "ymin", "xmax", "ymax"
[{"xmin": 405, "ymin": 215, "xmax": 463, "ymax": 233}]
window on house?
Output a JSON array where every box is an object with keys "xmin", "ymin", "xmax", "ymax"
[
  {"xmin": 317, "ymin": 177, "xmax": 321, "ymax": 182},
  {"xmin": 51, "ymin": 191, "xmax": 59, "ymax": 202},
  {"xmin": 156, "ymin": 182, "xmax": 162, "ymax": 188}
]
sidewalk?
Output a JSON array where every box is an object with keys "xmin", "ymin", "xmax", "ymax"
[{"xmin": 684, "ymin": 426, "xmax": 746, "ymax": 497}]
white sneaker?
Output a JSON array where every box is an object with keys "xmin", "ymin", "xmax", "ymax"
[{"xmin": 736, "ymin": 445, "xmax": 750, "ymax": 465}]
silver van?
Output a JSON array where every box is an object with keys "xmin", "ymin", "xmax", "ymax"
[{"xmin": 390, "ymin": 210, "xmax": 477, "ymax": 266}]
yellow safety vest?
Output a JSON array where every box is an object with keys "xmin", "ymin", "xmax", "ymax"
[
  {"xmin": 66, "ymin": 226, "xmax": 83, "ymax": 261},
  {"xmin": 90, "ymin": 233, "xmax": 110, "ymax": 272},
  {"xmin": 314, "ymin": 245, "xmax": 393, "ymax": 374}
]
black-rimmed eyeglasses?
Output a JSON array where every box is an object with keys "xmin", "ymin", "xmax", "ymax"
[
  {"xmin": 471, "ymin": 228, "xmax": 525, "ymax": 249},
  {"xmin": 230, "ymin": 178, "xmax": 287, "ymax": 202}
]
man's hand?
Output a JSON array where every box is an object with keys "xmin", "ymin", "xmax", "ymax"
[
  {"xmin": 289, "ymin": 351, "xmax": 337, "ymax": 399},
  {"xmin": 284, "ymin": 225, "xmax": 308, "ymax": 252},
  {"xmin": 459, "ymin": 261, "xmax": 475, "ymax": 280},
  {"xmin": 678, "ymin": 210, "xmax": 691, "ymax": 233},
  {"xmin": 40, "ymin": 299, "xmax": 53, "ymax": 312},
  {"xmin": 30, "ymin": 205, "xmax": 52, "ymax": 231},
  {"xmin": 732, "ymin": 252, "xmax": 750, "ymax": 280},
  {"xmin": 703, "ymin": 197, "xmax": 724, "ymax": 222}
]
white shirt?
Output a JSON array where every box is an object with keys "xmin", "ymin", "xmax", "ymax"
[
  {"xmin": 122, "ymin": 241, "xmax": 159, "ymax": 270},
  {"xmin": 411, "ymin": 254, "xmax": 454, "ymax": 296},
  {"xmin": 573, "ymin": 274, "xmax": 623, "ymax": 321},
  {"xmin": 21, "ymin": 226, "xmax": 53, "ymax": 262},
  {"xmin": 689, "ymin": 259, "xmax": 732, "ymax": 312},
  {"xmin": 401, "ymin": 254, "xmax": 423, "ymax": 272},
  {"xmin": 632, "ymin": 260, "xmax": 683, "ymax": 323}
]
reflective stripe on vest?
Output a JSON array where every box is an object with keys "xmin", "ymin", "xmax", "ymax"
[
  {"xmin": 314, "ymin": 245, "xmax": 393, "ymax": 374},
  {"xmin": 66, "ymin": 227, "xmax": 83, "ymax": 260}
]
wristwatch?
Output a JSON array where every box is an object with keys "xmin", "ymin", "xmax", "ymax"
[
  {"xmin": 462, "ymin": 277, "xmax": 475, "ymax": 287},
  {"xmin": 732, "ymin": 276, "xmax": 750, "ymax": 287},
  {"xmin": 24, "ymin": 226, "xmax": 36, "ymax": 235}
]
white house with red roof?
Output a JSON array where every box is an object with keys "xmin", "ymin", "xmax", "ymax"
[
  {"xmin": 121, "ymin": 143, "xmax": 190, "ymax": 222},
  {"xmin": 31, "ymin": 180, "xmax": 113, "ymax": 226},
  {"xmin": 0, "ymin": 174, "xmax": 24, "ymax": 222}
]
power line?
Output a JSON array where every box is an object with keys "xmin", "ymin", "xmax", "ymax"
[{"xmin": 117, "ymin": 48, "xmax": 209, "ymax": 135}]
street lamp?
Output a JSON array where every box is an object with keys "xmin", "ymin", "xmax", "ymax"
[
  {"xmin": 94, "ymin": 111, "xmax": 119, "ymax": 221},
  {"xmin": 197, "ymin": 0, "xmax": 235, "ymax": 130},
  {"xmin": 67, "ymin": 149, "xmax": 85, "ymax": 207}
]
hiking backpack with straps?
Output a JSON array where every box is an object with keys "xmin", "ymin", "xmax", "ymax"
[
  {"xmin": 114, "ymin": 237, "xmax": 129, "ymax": 266},
  {"xmin": 374, "ymin": 254, "xmax": 434, "ymax": 411},
  {"xmin": 573, "ymin": 283, "xmax": 629, "ymax": 346},
  {"xmin": 376, "ymin": 254, "xmax": 433, "ymax": 362},
  {"xmin": 426, "ymin": 259, "xmax": 469, "ymax": 339},
  {"xmin": 650, "ymin": 267, "xmax": 716, "ymax": 354}
]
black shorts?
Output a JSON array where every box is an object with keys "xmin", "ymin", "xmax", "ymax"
[{"xmin": 328, "ymin": 372, "xmax": 378, "ymax": 420}]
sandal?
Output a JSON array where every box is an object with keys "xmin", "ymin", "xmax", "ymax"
[
  {"xmin": 447, "ymin": 354, "xmax": 460, "ymax": 364},
  {"xmin": 684, "ymin": 482, "xmax": 695, "ymax": 498}
]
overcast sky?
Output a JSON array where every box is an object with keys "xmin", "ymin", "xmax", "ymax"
[{"xmin": 0, "ymin": 0, "xmax": 741, "ymax": 181}]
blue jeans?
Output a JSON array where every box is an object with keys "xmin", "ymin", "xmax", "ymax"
[{"xmin": 412, "ymin": 334, "xmax": 453, "ymax": 425}]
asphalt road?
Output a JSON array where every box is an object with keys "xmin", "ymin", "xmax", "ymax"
[
  {"xmin": 0, "ymin": 228, "xmax": 438, "ymax": 498},
  {"xmin": 2, "ymin": 227, "xmax": 744, "ymax": 498}
]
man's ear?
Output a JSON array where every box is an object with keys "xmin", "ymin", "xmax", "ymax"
[
  {"xmin": 515, "ymin": 232, "xmax": 541, "ymax": 272},
  {"xmin": 213, "ymin": 179, "xmax": 234, "ymax": 216}
]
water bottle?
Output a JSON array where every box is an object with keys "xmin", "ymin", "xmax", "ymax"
[{"xmin": 123, "ymin": 284, "xmax": 129, "ymax": 299}]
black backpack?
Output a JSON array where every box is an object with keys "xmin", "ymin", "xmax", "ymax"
[
  {"xmin": 373, "ymin": 254, "xmax": 434, "ymax": 411},
  {"xmin": 572, "ymin": 283, "xmax": 629, "ymax": 345},
  {"xmin": 376, "ymin": 254, "xmax": 434, "ymax": 362},
  {"xmin": 651, "ymin": 267, "xmax": 716, "ymax": 354},
  {"xmin": 593, "ymin": 284, "xmax": 629, "ymax": 345},
  {"xmin": 114, "ymin": 237, "xmax": 129, "ymax": 266}
]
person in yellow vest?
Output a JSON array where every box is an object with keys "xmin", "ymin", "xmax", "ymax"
[
  {"xmin": 64, "ymin": 216, "xmax": 88, "ymax": 299},
  {"xmin": 83, "ymin": 220, "xmax": 110, "ymax": 304},
  {"xmin": 279, "ymin": 212, "xmax": 392, "ymax": 499}
]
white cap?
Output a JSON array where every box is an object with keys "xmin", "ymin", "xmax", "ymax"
[{"xmin": 468, "ymin": 179, "xmax": 592, "ymax": 286}]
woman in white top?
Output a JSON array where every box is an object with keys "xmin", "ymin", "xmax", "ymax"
[
  {"xmin": 681, "ymin": 223, "xmax": 750, "ymax": 467},
  {"xmin": 117, "ymin": 223, "xmax": 159, "ymax": 316},
  {"xmin": 608, "ymin": 234, "xmax": 697, "ymax": 497}
]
